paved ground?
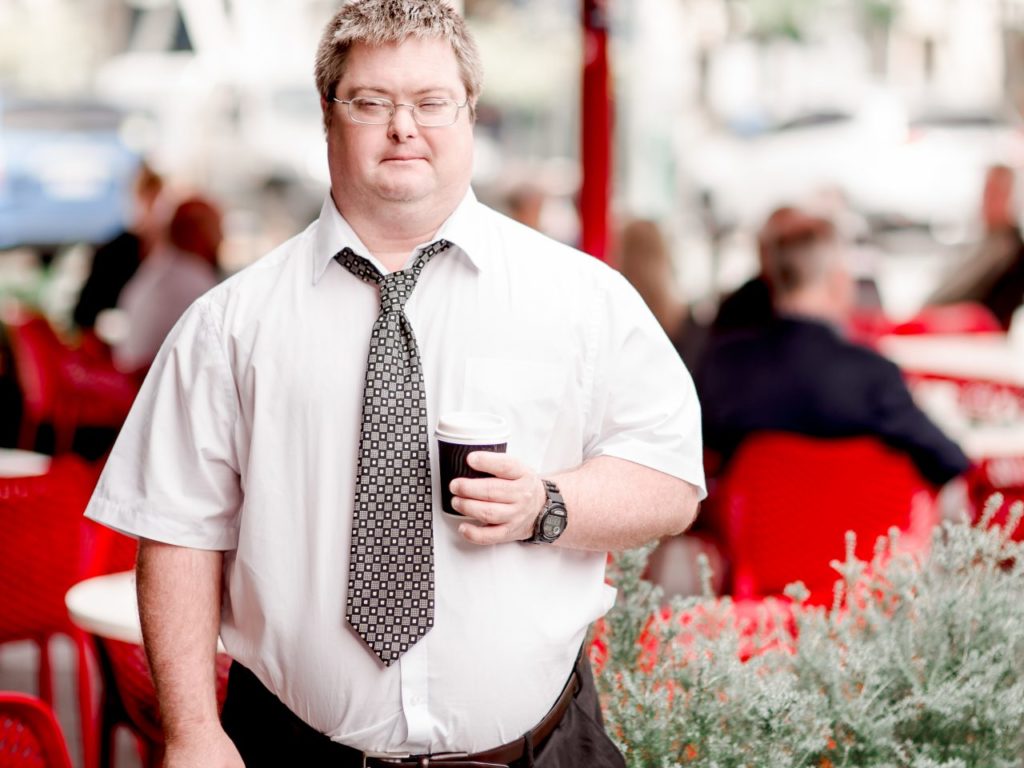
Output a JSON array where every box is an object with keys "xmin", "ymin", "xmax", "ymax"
[{"xmin": 0, "ymin": 637, "xmax": 141, "ymax": 768}]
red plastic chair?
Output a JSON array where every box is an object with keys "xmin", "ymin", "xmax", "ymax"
[
  {"xmin": 889, "ymin": 302, "xmax": 1003, "ymax": 336},
  {"xmin": 75, "ymin": 522, "xmax": 231, "ymax": 768},
  {"xmin": 2, "ymin": 306, "xmax": 137, "ymax": 454},
  {"xmin": 91, "ymin": 638, "xmax": 232, "ymax": 768},
  {"xmin": 845, "ymin": 307, "xmax": 896, "ymax": 347},
  {"xmin": 717, "ymin": 432, "xmax": 937, "ymax": 605},
  {"xmin": 0, "ymin": 457, "xmax": 98, "ymax": 706},
  {"xmin": 0, "ymin": 691, "xmax": 73, "ymax": 768},
  {"xmin": 0, "ymin": 457, "xmax": 137, "ymax": 768},
  {"xmin": 96, "ymin": 640, "xmax": 164, "ymax": 767}
]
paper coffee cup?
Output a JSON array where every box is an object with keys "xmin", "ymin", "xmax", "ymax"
[{"xmin": 435, "ymin": 412, "xmax": 510, "ymax": 516}]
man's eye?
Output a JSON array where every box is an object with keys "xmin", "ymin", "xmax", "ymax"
[
  {"xmin": 354, "ymin": 99, "xmax": 391, "ymax": 112},
  {"xmin": 417, "ymin": 100, "xmax": 450, "ymax": 113}
]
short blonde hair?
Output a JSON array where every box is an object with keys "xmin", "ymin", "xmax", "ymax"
[{"xmin": 314, "ymin": 0, "xmax": 483, "ymax": 132}]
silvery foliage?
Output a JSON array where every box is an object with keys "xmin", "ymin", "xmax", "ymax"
[{"xmin": 597, "ymin": 498, "xmax": 1024, "ymax": 768}]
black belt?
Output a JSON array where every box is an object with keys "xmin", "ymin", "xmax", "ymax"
[{"xmin": 362, "ymin": 668, "xmax": 579, "ymax": 767}]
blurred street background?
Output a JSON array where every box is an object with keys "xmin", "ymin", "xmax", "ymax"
[{"xmin": 2, "ymin": 0, "xmax": 1024, "ymax": 320}]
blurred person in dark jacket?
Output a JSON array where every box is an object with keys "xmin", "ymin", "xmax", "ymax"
[
  {"xmin": 698, "ymin": 214, "xmax": 969, "ymax": 488},
  {"xmin": 113, "ymin": 195, "xmax": 222, "ymax": 376},
  {"xmin": 73, "ymin": 162, "xmax": 164, "ymax": 335},
  {"xmin": 709, "ymin": 206, "xmax": 807, "ymax": 334},
  {"xmin": 929, "ymin": 163, "xmax": 1024, "ymax": 330}
]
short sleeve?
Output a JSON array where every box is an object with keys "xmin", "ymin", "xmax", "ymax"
[
  {"xmin": 583, "ymin": 272, "xmax": 707, "ymax": 499},
  {"xmin": 85, "ymin": 296, "xmax": 243, "ymax": 550}
]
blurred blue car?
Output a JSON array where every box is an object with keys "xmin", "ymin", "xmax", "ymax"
[{"xmin": 0, "ymin": 98, "xmax": 141, "ymax": 250}]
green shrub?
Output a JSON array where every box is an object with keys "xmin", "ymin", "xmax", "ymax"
[{"xmin": 597, "ymin": 499, "xmax": 1024, "ymax": 768}]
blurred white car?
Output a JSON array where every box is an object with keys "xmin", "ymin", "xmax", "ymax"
[
  {"xmin": 0, "ymin": 97, "xmax": 140, "ymax": 250},
  {"xmin": 90, "ymin": 0, "xmax": 328, "ymax": 224},
  {"xmin": 685, "ymin": 94, "xmax": 1024, "ymax": 240}
]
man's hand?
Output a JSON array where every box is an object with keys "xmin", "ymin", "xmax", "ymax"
[
  {"xmin": 449, "ymin": 452, "xmax": 545, "ymax": 544},
  {"xmin": 163, "ymin": 721, "xmax": 244, "ymax": 768}
]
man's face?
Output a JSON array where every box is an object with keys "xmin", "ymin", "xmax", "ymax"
[{"xmin": 324, "ymin": 37, "xmax": 474, "ymax": 215}]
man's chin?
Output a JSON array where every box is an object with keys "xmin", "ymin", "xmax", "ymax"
[{"xmin": 374, "ymin": 184, "xmax": 432, "ymax": 204}]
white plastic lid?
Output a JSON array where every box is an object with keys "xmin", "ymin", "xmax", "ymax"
[{"xmin": 435, "ymin": 411, "xmax": 510, "ymax": 444}]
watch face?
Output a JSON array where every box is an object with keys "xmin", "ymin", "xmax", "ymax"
[{"xmin": 542, "ymin": 513, "xmax": 565, "ymax": 539}]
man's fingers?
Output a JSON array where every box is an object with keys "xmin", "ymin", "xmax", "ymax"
[
  {"xmin": 449, "ymin": 475, "xmax": 513, "ymax": 503},
  {"xmin": 466, "ymin": 450, "xmax": 521, "ymax": 478},
  {"xmin": 446, "ymin": 457, "xmax": 544, "ymax": 546},
  {"xmin": 451, "ymin": 497, "xmax": 509, "ymax": 525}
]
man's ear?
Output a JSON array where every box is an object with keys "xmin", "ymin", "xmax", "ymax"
[{"xmin": 320, "ymin": 95, "xmax": 332, "ymax": 133}]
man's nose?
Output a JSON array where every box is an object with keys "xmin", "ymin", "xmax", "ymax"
[{"xmin": 388, "ymin": 103, "xmax": 419, "ymax": 139}]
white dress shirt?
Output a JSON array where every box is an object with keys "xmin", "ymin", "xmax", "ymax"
[{"xmin": 86, "ymin": 190, "xmax": 706, "ymax": 755}]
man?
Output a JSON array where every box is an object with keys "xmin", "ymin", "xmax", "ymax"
[
  {"xmin": 929, "ymin": 163, "xmax": 1024, "ymax": 330},
  {"xmin": 113, "ymin": 195, "xmax": 222, "ymax": 375},
  {"xmin": 73, "ymin": 162, "xmax": 163, "ymax": 334},
  {"xmin": 708, "ymin": 205, "xmax": 802, "ymax": 334},
  {"xmin": 85, "ymin": 2, "xmax": 705, "ymax": 767},
  {"xmin": 698, "ymin": 214, "xmax": 969, "ymax": 487}
]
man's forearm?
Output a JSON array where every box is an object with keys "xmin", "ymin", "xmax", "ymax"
[
  {"xmin": 136, "ymin": 539, "xmax": 224, "ymax": 739},
  {"xmin": 550, "ymin": 455, "xmax": 700, "ymax": 551}
]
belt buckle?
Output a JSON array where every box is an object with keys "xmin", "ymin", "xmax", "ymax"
[
  {"xmin": 362, "ymin": 750, "xmax": 410, "ymax": 767},
  {"xmin": 422, "ymin": 753, "xmax": 469, "ymax": 765},
  {"xmin": 362, "ymin": 751, "xmax": 472, "ymax": 767}
]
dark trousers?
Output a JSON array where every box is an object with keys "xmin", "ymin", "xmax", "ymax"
[{"xmin": 221, "ymin": 655, "xmax": 624, "ymax": 768}]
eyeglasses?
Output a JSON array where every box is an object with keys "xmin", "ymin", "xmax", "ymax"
[{"xmin": 331, "ymin": 96, "xmax": 469, "ymax": 127}]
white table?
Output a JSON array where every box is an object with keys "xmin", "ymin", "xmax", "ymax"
[
  {"xmin": 65, "ymin": 571, "xmax": 144, "ymax": 645},
  {"xmin": 960, "ymin": 426, "xmax": 1024, "ymax": 461},
  {"xmin": 879, "ymin": 332, "xmax": 1024, "ymax": 463},
  {"xmin": 65, "ymin": 571, "xmax": 228, "ymax": 651},
  {"xmin": 878, "ymin": 333, "xmax": 1024, "ymax": 388},
  {"xmin": 0, "ymin": 448, "xmax": 51, "ymax": 477}
]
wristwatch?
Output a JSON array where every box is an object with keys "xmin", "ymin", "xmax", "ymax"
[{"xmin": 529, "ymin": 479, "xmax": 568, "ymax": 544}]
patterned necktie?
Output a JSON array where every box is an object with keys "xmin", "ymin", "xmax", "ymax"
[{"xmin": 335, "ymin": 239, "xmax": 450, "ymax": 666}]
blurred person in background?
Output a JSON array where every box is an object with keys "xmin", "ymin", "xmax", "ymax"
[
  {"xmin": 72, "ymin": 161, "xmax": 164, "ymax": 342},
  {"xmin": 113, "ymin": 195, "xmax": 222, "ymax": 376},
  {"xmin": 709, "ymin": 205, "xmax": 804, "ymax": 334},
  {"xmin": 503, "ymin": 182, "xmax": 547, "ymax": 231},
  {"xmin": 615, "ymin": 217, "xmax": 706, "ymax": 369},
  {"xmin": 697, "ymin": 213, "xmax": 969, "ymax": 488},
  {"xmin": 84, "ymin": 1, "xmax": 704, "ymax": 766},
  {"xmin": 929, "ymin": 163, "xmax": 1024, "ymax": 330},
  {"xmin": 614, "ymin": 219, "xmax": 719, "ymax": 600}
]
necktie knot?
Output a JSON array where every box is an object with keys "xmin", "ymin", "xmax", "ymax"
[
  {"xmin": 379, "ymin": 271, "xmax": 416, "ymax": 313},
  {"xmin": 335, "ymin": 240, "xmax": 451, "ymax": 315}
]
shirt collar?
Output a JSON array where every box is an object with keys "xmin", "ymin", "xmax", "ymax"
[{"xmin": 312, "ymin": 188, "xmax": 488, "ymax": 285}]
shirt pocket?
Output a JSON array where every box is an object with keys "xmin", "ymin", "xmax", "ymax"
[{"xmin": 463, "ymin": 357, "xmax": 569, "ymax": 470}]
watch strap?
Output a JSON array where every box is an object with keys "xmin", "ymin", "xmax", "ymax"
[
  {"xmin": 531, "ymin": 479, "xmax": 567, "ymax": 544},
  {"xmin": 542, "ymin": 479, "xmax": 564, "ymax": 505}
]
